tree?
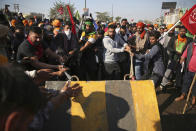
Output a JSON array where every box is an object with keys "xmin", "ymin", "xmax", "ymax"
[
  {"xmin": 115, "ymin": 16, "xmax": 121, "ymax": 22},
  {"xmin": 95, "ymin": 12, "xmax": 111, "ymax": 22},
  {"xmin": 49, "ymin": 1, "xmax": 75, "ymax": 20},
  {"xmin": 143, "ymin": 20, "xmax": 153, "ymax": 24}
]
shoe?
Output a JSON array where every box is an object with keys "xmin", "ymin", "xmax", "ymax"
[{"xmin": 160, "ymin": 84, "xmax": 166, "ymax": 91}]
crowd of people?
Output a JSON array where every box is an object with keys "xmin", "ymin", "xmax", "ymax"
[{"xmin": 0, "ymin": 6, "xmax": 196, "ymax": 131}]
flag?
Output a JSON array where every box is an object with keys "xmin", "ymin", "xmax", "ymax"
[
  {"xmin": 66, "ymin": 5, "xmax": 77, "ymax": 35},
  {"xmin": 74, "ymin": 10, "xmax": 81, "ymax": 21},
  {"xmin": 58, "ymin": 6, "xmax": 64, "ymax": 15},
  {"xmin": 180, "ymin": 4, "xmax": 196, "ymax": 35}
]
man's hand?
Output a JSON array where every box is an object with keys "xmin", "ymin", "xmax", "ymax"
[
  {"xmin": 146, "ymin": 49, "xmax": 150, "ymax": 54},
  {"xmin": 60, "ymin": 82, "xmax": 82, "ymax": 97},
  {"xmin": 53, "ymin": 67, "xmax": 69, "ymax": 76},
  {"xmin": 180, "ymin": 57, "xmax": 185, "ymax": 64},
  {"xmin": 130, "ymin": 52, "xmax": 134, "ymax": 56},
  {"xmin": 124, "ymin": 45, "xmax": 131, "ymax": 52}
]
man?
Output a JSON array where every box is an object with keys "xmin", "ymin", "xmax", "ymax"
[
  {"xmin": 54, "ymin": 21, "xmax": 79, "ymax": 76},
  {"xmin": 117, "ymin": 25, "xmax": 130, "ymax": 76},
  {"xmin": 175, "ymin": 38, "xmax": 196, "ymax": 105},
  {"xmin": 134, "ymin": 22, "xmax": 149, "ymax": 80},
  {"xmin": 11, "ymin": 26, "xmax": 25, "ymax": 60},
  {"xmin": 103, "ymin": 24, "xmax": 131, "ymax": 80},
  {"xmin": 160, "ymin": 26, "xmax": 192, "ymax": 90},
  {"xmin": 159, "ymin": 25, "xmax": 167, "ymax": 45},
  {"xmin": 147, "ymin": 24, "xmax": 154, "ymax": 34},
  {"xmin": 17, "ymin": 26, "xmax": 64, "ymax": 71},
  {"xmin": 0, "ymin": 65, "xmax": 82, "ymax": 131},
  {"xmin": 94, "ymin": 30, "xmax": 105, "ymax": 80},
  {"xmin": 159, "ymin": 25, "xmax": 176, "ymax": 89},
  {"xmin": 79, "ymin": 19, "xmax": 98, "ymax": 80},
  {"xmin": 115, "ymin": 18, "xmax": 128, "ymax": 33}
]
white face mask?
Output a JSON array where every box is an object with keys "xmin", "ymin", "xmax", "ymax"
[{"xmin": 64, "ymin": 29, "xmax": 71, "ymax": 40}]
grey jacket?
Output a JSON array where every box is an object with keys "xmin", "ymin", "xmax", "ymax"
[{"xmin": 103, "ymin": 34, "xmax": 127, "ymax": 63}]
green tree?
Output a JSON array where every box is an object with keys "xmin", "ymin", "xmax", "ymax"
[
  {"xmin": 115, "ymin": 16, "xmax": 121, "ymax": 22},
  {"xmin": 95, "ymin": 12, "xmax": 111, "ymax": 22},
  {"xmin": 143, "ymin": 20, "xmax": 153, "ymax": 24},
  {"xmin": 49, "ymin": 1, "xmax": 75, "ymax": 20}
]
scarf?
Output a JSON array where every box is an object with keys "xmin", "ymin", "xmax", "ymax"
[
  {"xmin": 177, "ymin": 34, "xmax": 187, "ymax": 46},
  {"xmin": 27, "ymin": 37, "xmax": 43, "ymax": 59},
  {"xmin": 140, "ymin": 30, "xmax": 146, "ymax": 39}
]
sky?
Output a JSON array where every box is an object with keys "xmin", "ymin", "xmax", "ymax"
[{"xmin": 0, "ymin": 0, "xmax": 195, "ymax": 22}]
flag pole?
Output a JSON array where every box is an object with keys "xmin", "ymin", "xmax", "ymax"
[
  {"xmin": 158, "ymin": 19, "xmax": 181, "ymax": 41},
  {"xmin": 182, "ymin": 73, "xmax": 196, "ymax": 114}
]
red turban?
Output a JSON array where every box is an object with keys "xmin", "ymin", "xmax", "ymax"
[{"xmin": 136, "ymin": 22, "xmax": 145, "ymax": 28}]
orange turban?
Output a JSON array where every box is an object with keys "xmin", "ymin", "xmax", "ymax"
[
  {"xmin": 11, "ymin": 19, "xmax": 16, "ymax": 27},
  {"xmin": 136, "ymin": 22, "xmax": 145, "ymax": 28},
  {"xmin": 22, "ymin": 20, "xmax": 28, "ymax": 26},
  {"xmin": 52, "ymin": 19, "xmax": 61, "ymax": 27},
  {"xmin": 154, "ymin": 24, "xmax": 158, "ymax": 28},
  {"xmin": 167, "ymin": 24, "xmax": 174, "ymax": 29},
  {"xmin": 29, "ymin": 20, "xmax": 33, "ymax": 26}
]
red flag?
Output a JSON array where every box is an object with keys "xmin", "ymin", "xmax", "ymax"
[
  {"xmin": 180, "ymin": 4, "xmax": 196, "ymax": 35},
  {"xmin": 58, "ymin": 6, "xmax": 64, "ymax": 15},
  {"xmin": 66, "ymin": 5, "xmax": 76, "ymax": 35}
]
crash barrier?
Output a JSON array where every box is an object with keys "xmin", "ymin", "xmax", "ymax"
[{"xmin": 43, "ymin": 80, "xmax": 161, "ymax": 131}]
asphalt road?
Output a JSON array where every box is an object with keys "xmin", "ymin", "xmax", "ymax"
[{"xmin": 156, "ymin": 87, "xmax": 196, "ymax": 131}]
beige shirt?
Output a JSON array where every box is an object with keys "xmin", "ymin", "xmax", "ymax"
[{"xmin": 135, "ymin": 31, "xmax": 149, "ymax": 52}]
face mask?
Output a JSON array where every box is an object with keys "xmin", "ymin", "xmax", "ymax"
[{"xmin": 64, "ymin": 29, "xmax": 71, "ymax": 40}]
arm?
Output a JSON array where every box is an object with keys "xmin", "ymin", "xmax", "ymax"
[
  {"xmin": 80, "ymin": 41, "xmax": 92, "ymax": 52},
  {"xmin": 103, "ymin": 38, "xmax": 125, "ymax": 53},
  {"xmin": 135, "ymin": 45, "xmax": 159, "ymax": 60},
  {"xmin": 180, "ymin": 46, "xmax": 188, "ymax": 64},
  {"xmin": 80, "ymin": 34, "xmax": 96, "ymax": 52},
  {"xmin": 31, "ymin": 60, "xmax": 59, "ymax": 69}
]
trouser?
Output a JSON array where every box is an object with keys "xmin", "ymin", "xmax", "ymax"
[
  {"xmin": 150, "ymin": 73, "xmax": 162, "ymax": 88},
  {"xmin": 181, "ymin": 71, "xmax": 196, "ymax": 96},
  {"xmin": 80, "ymin": 59, "xmax": 98, "ymax": 81},
  {"xmin": 104, "ymin": 62, "xmax": 122, "ymax": 80},
  {"xmin": 161, "ymin": 59, "xmax": 182, "ymax": 87},
  {"xmin": 141, "ymin": 72, "xmax": 162, "ymax": 88},
  {"xmin": 119, "ymin": 61, "xmax": 130, "ymax": 77},
  {"xmin": 134, "ymin": 58, "xmax": 143, "ymax": 80}
]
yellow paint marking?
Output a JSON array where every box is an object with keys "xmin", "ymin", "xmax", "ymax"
[
  {"xmin": 71, "ymin": 81, "xmax": 109, "ymax": 131},
  {"xmin": 130, "ymin": 80, "xmax": 161, "ymax": 131}
]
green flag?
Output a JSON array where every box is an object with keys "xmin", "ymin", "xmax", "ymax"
[{"xmin": 75, "ymin": 10, "xmax": 81, "ymax": 21}]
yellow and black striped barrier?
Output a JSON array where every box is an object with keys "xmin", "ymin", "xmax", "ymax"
[{"xmin": 44, "ymin": 80, "xmax": 161, "ymax": 131}]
